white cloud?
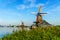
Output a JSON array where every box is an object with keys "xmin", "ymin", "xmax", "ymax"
[
  {"xmin": 16, "ymin": 0, "xmax": 45, "ymax": 10},
  {"xmin": 17, "ymin": 4, "xmax": 26, "ymax": 10},
  {"xmin": 16, "ymin": 3, "xmax": 44, "ymax": 10},
  {"xmin": 29, "ymin": 3, "xmax": 44, "ymax": 8},
  {"xmin": 31, "ymin": 12, "xmax": 37, "ymax": 14}
]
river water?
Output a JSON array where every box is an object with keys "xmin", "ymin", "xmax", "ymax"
[{"xmin": 0, "ymin": 27, "xmax": 18, "ymax": 38}]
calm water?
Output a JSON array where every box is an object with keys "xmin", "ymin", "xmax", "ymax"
[{"xmin": 0, "ymin": 27, "xmax": 18, "ymax": 38}]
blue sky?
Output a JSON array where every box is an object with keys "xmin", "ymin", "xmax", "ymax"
[{"xmin": 0, "ymin": 0, "xmax": 60, "ymax": 26}]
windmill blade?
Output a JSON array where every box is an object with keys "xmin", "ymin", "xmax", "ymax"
[
  {"xmin": 39, "ymin": 13, "xmax": 47, "ymax": 14},
  {"xmin": 38, "ymin": 6, "xmax": 42, "ymax": 13},
  {"xmin": 40, "ymin": 13, "xmax": 48, "ymax": 16}
]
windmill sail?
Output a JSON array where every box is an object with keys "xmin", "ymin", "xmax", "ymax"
[{"xmin": 38, "ymin": 6, "xmax": 42, "ymax": 13}]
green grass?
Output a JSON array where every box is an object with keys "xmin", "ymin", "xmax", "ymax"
[{"xmin": 1, "ymin": 26, "xmax": 60, "ymax": 40}]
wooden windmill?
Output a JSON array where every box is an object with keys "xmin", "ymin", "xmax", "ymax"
[{"xmin": 34, "ymin": 6, "xmax": 47, "ymax": 27}]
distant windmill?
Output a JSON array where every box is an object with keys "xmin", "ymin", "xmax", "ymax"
[{"xmin": 20, "ymin": 21, "xmax": 24, "ymax": 29}]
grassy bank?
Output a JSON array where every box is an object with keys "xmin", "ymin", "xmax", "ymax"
[{"xmin": 1, "ymin": 26, "xmax": 60, "ymax": 40}]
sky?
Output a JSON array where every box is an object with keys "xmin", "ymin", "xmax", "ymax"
[{"xmin": 0, "ymin": 0, "xmax": 60, "ymax": 26}]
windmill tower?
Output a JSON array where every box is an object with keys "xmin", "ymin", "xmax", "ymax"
[{"xmin": 36, "ymin": 6, "xmax": 43, "ymax": 24}]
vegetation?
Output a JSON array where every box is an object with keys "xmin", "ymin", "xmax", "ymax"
[{"xmin": 1, "ymin": 26, "xmax": 60, "ymax": 40}]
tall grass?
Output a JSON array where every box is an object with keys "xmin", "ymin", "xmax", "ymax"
[{"xmin": 1, "ymin": 26, "xmax": 60, "ymax": 40}]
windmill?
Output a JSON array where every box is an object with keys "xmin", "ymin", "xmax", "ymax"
[
  {"xmin": 33, "ymin": 5, "xmax": 50, "ymax": 27},
  {"xmin": 20, "ymin": 21, "xmax": 25, "ymax": 29}
]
